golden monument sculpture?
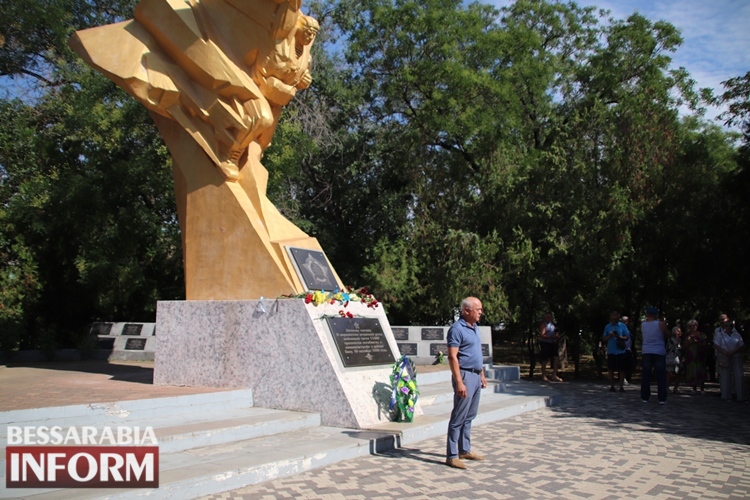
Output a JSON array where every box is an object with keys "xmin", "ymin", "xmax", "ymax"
[{"xmin": 70, "ymin": 0, "xmax": 343, "ymax": 300}]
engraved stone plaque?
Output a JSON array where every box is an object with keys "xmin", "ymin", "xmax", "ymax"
[
  {"xmin": 121, "ymin": 323, "xmax": 144, "ymax": 336},
  {"xmin": 287, "ymin": 247, "xmax": 339, "ymax": 291},
  {"xmin": 90, "ymin": 322, "xmax": 113, "ymax": 335},
  {"xmin": 397, "ymin": 343, "xmax": 418, "ymax": 356},
  {"xmin": 392, "ymin": 328, "xmax": 409, "ymax": 341},
  {"xmin": 421, "ymin": 328, "xmax": 444, "ymax": 341},
  {"xmin": 125, "ymin": 338, "xmax": 147, "ymax": 351},
  {"xmin": 429, "ymin": 343, "xmax": 449, "ymax": 356},
  {"xmin": 325, "ymin": 317, "xmax": 395, "ymax": 367},
  {"xmin": 482, "ymin": 344, "xmax": 490, "ymax": 356}
]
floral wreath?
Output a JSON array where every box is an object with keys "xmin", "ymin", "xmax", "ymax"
[{"xmin": 390, "ymin": 355, "xmax": 419, "ymax": 422}]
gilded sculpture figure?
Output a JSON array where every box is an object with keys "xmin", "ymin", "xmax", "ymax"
[{"xmin": 70, "ymin": 0, "xmax": 341, "ymax": 300}]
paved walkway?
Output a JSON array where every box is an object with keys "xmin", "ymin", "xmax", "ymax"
[
  {"xmin": 205, "ymin": 380, "xmax": 750, "ymax": 500},
  {"xmin": 0, "ymin": 361, "xmax": 224, "ymax": 411}
]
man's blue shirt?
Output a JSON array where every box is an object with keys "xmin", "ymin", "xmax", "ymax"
[
  {"xmin": 603, "ymin": 321, "xmax": 630, "ymax": 355},
  {"xmin": 447, "ymin": 318, "xmax": 483, "ymax": 370}
]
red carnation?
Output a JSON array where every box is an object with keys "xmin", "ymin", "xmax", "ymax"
[{"xmin": 304, "ymin": 293, "xmax": 312, "ymax": 304}]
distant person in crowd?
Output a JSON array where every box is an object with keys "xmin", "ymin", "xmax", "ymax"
[
  {"xmin": 702, "ymin": 322, "xmax": 717, "ymax": 382},
  {"xmin": 714, "ymin": 316, "xmax": 745, "ymax": 402},
  {"xmin": 683, "ymin": 319, "xmax": 707, "ymax": 394},
  {"xmin": 666, "ymin": 326, "xmax": 682, "ymax": 394},
  {"xmin": 539, "ymin": 312, "xmax": 563, "ymax": 382},
  {"xmin": 445, "ymin": 297, "xmax": 487, "ymax": 469},
  {"xmin": 641, "ymin": 306, "xmax": 670, "ymax": 404},
  {"xmin": 603, "ymin": 310, "xmax": 630, "ymax": 392},
  {"xmin": 621, "ymin": 315, "xmax": 634, "ymax": 385}
]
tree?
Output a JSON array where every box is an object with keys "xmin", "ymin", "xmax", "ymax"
[{"xmin": 0, "ymin": 0, "xmax": 182, "ymax": 352}]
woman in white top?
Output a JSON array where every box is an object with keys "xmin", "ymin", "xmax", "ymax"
[
  {"xmin": 641, "ymin": 306, "xmax": 670, "ymax": 404},
  {"xmin": 714, "ymin": 317, "xmax": 745, "ymax": 401}
]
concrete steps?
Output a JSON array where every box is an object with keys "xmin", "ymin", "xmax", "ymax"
[{"xmin": 1, "ymin": 365, "xmax": 560, "ymax": 499}]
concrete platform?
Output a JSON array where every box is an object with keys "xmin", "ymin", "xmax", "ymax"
[{"xmin": 0, "ymin": 363, "xmax": 560, "ymax": 499}]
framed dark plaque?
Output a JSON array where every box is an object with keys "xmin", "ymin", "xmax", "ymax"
[
  {"xmin": 124, "ymin": 338, "xmax": 147, "ymax": 351},
  {"xmin": 429, "ymin": 343, "xmax": 449, "ymax": 356},
  {"xmin": 287, "ymin": 247, "xmax": 339, "ymax": 291},
  {"xmin": 421, "ymin": 328, "xmax": 444, "ymax": 341},
  {"xmin": 121, "ymin": 323, "xmax": 144, "ymax": 336},
  {"xmin": 325, "ymin": 317, "xmax": 395, "ymax": 367},
  {"xmin": 391, "ymin": 328, "xmax": 409, "ymax": 341},
  {"xmin": 482, "ymin": 344, "xmax": 490, "ymax": 356},
  {"xmin": 397, "ymin": 343, "xmax": 418, "ymax": 356},
  {"xmin": 90, "ymin": 322, "xmax": 113, "ymax": 335}
]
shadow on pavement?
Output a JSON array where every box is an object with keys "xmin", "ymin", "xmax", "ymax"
[
  {"xmin": 539, "ymin": 377, "xmax": 750, "ymax": 448},
  {"xmin": 2, "ymin": 360, "xmax": 155, "ymax": 384}
]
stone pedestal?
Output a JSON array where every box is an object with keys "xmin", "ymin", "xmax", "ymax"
[{"xmin": 154, "ymin": 299, "xmax": 406, "ymax": 428}]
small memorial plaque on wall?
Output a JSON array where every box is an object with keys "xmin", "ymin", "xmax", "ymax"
[
  {"xmin": 90, "ymin": 322, "xmax": 113, "ymax": 335},
  {"xmin": 124, "ymin": 338, "xmax": 147, "ymax": 351},
  {"xmin": 391, "ymin": 328, "xmax": 409, "ymax": 341},
  {"xmin": 286, "ymin": 247, "xmax": 339, "ymax": 291},
  {"xmin": 397, "ymin": 343, "xmax": 418, "ymax": 356},
  {"xmin": 430, "ymin": 343, "xmax": 449, "ymax": 356},
  {"xmin": 482, "ymin": 344, "xmax": 490, "ymax": 356},
  {"xmin": 325, "ymin": 317, "xmax": 395, "ymax": 367},
  {"xmin": 421, "ymin": 328, "xmax": 444, "ymax": 341},
  {"xmin": 121, "ymin": 323, "xmax": 144, "ymax": 336}
]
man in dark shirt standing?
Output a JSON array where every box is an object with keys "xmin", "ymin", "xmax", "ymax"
[{"xmin": 445, "ymin": 296, "xmax": 487, "ymax": 469}]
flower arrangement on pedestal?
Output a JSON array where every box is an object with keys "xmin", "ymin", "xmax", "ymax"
[
  {"xmin": 283, "ymin": 287, "xmax": 380, "ymax": 310},
  {"xmin": 389, "ymin": 355, "xmax": 419, "ymax": 422}
]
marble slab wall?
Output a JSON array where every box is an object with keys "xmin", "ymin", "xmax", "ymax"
[
  {"xmin": 154, "ymin": 299, "xmax": 410, "ymax": 428},
  {"xmin": 391, "ymin": 325, "xmax": 493, "ymax": 365},
  {"xmin": 92, "ymin": 321, "xmax": 156, "ymax": 361}
]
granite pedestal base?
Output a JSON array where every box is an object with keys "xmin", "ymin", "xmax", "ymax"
[{"xmin": 154, "ymin": 299, "xmax": 406, "ymax": 428}]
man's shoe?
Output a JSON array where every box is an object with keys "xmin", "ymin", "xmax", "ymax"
[
  {"xmin": 459, "ymin": 452, "xmax": 485, "ymax": 461},
  {"xmin": 446, "ymin": 458, "xmax": 467, "ymax": 469}
]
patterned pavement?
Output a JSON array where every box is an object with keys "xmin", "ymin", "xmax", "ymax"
[{"xmin": 204, "ymin": 380, "xmax": 750, "ymax": 499}]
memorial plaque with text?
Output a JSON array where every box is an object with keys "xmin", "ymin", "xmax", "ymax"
[
  {"xmin": 430, "ymin": 343, "xmax": 449, "ymax": 356},
  {"xmin": 397, "ymin": 343, "xmax": 418, "ymax": 356},
  {"xmin": 90, "ymin": 322, "xmax": 113, "ymax": 335},
  {"xmin": 482, "ymin": 344, "xmax": 490, "ymax": 356},
  {"xmin": 392, "ymin": 328, "xmax": 409, "ymax": 341},
  {"xmin": 325, "ymin": 318, "xmax": 395, "ymax": 367},
  {"xmin": 421, "ymin": 328, "xmax": 444, "ymax": 341},
  {"xmin": 121, "ymin": 323, "xmax": 144, "ymax": 336},
  {"xmin": 125, "ymin": 338, "xmax": 147, "ymax": 351}
]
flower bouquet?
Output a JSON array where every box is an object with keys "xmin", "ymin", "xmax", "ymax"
[{"xmin": 389, "ymin": 355, "xmax": 419, "ymax": 422}]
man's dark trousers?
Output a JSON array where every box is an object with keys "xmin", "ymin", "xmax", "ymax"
[{"xmin": 446, "ymin": 370, "xmax": 482, "ymax": 458}]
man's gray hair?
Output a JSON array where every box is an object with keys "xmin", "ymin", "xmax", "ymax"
[{"xmin": 460, "ymin": 297, "xmax": 474, "ymax": 312}]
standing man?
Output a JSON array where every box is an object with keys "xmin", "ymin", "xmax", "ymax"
[
  {"xmin": 445, "ymin": 297, "xmax": 487, "ymax": 469},
  {"xmin": 603, "ymin": 310, "xmax": 630, "ymax": 393}
]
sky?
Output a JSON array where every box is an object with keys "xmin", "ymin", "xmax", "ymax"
[{"xmin": 489, "ymin": 0, "xmax": 750, "ymax": 125}]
